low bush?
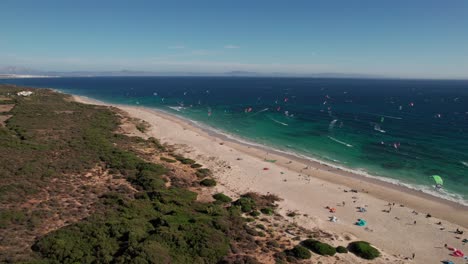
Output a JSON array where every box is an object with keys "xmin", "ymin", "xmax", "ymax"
[
  {"xmin": 267, "ymin": 240, "xmax": 279, "ymax": 248},
  {"xmin": 160, "ymin": 157, "xmax": 176, "ymax": 163},
  {"xmin": 336, "ymin": 246, "xmax": 348, "ymax": 253},
  {"xmin": 255, "ymin": 224, "xmax": 265, "ymax": 230},
  {"xmin": 196, "ymin": 168, "xmax": 212, "ymax": 178},
  {"xmin": 249, "ymin": 211, "xmax": 260, "ymax": 217},
  {"xmin": 200, "ymin": 178, "xmax": 216, "ymax": 187},
  {"xmin": 172, "ymin": 154, "xmax": 196, "ymax": 165},
  {"xmin": 260, "ymin": 207, "xmax": 274, "ymax": 215},
  {"xmin": 213, "ymin": 193, "xmax": 232, "ymax": 203},
  {"xmin": 287, "ymin": 245, "xmax": 311, "ymax": 259},
  {"xmin": 135, "ymin": 122, "xmax": 148, "ymax": 133},
  {"xmin": 233, "ymin": 197, "xmax": 256, "ymax": 213},
  {"xmin": 348, "ymin": 241, "xmax": 380, "ymax": 260},
  {"xmin": 190, "ymin": 163, "xmax": 203, "ymax": 168},
  {"xmin": 148, "ymin": 137, "xmax": 165, "ymax": 151},
  {"xmin": 302, "ymin": 239, "xmax": 336, "ymax": 256}
]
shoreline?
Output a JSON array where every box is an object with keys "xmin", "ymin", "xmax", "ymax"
[
  {"xmin": 166, "ymin": 113, "xmax": 468, "ymax": 209},
  {"xmin": 72, "ymin": 94, "xmax": 468, "ymax": 214},
  {"xmin": 73, "ymin": 93, "xmax": 468, "ymax": 263}
]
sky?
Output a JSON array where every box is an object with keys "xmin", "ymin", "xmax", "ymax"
[{"xmin": 1, "ymin": 0, "xmax": 467, "ymax": 78}]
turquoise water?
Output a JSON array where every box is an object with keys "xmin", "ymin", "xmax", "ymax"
[{"xmin": 2, "ymin": 77, "xmax": 467, "ymax": 204}]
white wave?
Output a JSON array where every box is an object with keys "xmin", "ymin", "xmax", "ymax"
[
  {"xmin": 380, "ymin": 114, "xmax": 403, "ymax": 120},
  {"xmin": 168, "ymin": 106, "xmax": 185, "ymax": 112},
  {"xmin": 462, "ymin": 161, "xmax": 468, "ymax": 167},
  {"xmin": 328, "ymin": 136, "xmax": 353, "ymax": 147},
  {"xmin": 249, "ymin": 107, "xmax": 269, "ymax": 117},
  {"xmin": 364, "ymin": 112, "xmax": 403, "ymax": 120},
  {"xmin": 269, "ymin": 117, "xmax": 288, "ymax": 126}
]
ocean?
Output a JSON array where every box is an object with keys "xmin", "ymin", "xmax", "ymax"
[{"xmin": 2, "ymin": 77, "xmax": 467, "ymax": 204}]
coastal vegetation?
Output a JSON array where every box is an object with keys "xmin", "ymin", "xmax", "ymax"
[
  {"xmin": 336, "ymin": 245, "xmax": 348, "ymax": 253},
  {"xmin": 287, "ymin": 245, "xmax": 311, "ymax": 259},
  {"xmin": 0, "ymin": 85, "xmax": 381, "ymax": 263},
  {"xmin": 0, "ymin": 86, "xmax": 241, "ymax": 262},
  {"xmin": 160, "ymin": 156, "xmax": 176, "ymax": 163},
  {"xmin": 195, "ymin": 168, "xmax": 212, "ymax": 178},
  {"xmin": 213, "ymin": 193, "xmax": 233, "ymax": 203},
  {"xmin": 348, "ymin": 241, "xmax": 381, "ymax": 260},
  {"xmin": 302, "ymin": 239, "xmax": 336, "ymax": 256},
  {"xmin": 200, "ymin": 178, "xmax": 217, "ymax": 187}
]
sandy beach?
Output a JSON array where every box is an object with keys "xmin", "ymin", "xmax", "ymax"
[{"xmin": 74, "ymin": 95, "xmax": 468, "ymax": 264}]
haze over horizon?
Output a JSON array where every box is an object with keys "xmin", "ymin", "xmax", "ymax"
[{"xmin": 1, "ymin": 0, "xmax": 467, "ymax": 79}]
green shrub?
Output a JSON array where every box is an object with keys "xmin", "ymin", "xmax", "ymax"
[
  {"xmin": 200, "ymin": 178, "xmax": 216, "ymax": 187},
  {"xmin": 196, "ymin": 168, "xmax": 212, "ymax": 178},
  {"xmin": 260, "ymin": 207, "xmax": 274, "ymax": 215},
  {"xmin": 190, "ymin": 163, "xmax": 203, "ymax": 168},
  {"xmin": 249, "ymin": 211, "xmax": 260, "ymax": 217},
  {"xmin": 213, "ymin": 193, "xmax": 232, "ymax": 203},
  {"xmin": 267, "ymin": 240, "xmax": 279, "ymax": 248},
  {"xmin": 148, "ymin": 137, "xmax": 165, "ymax": 151},
  {"xmin": 233, "ymin": 197, "xmax": 255, "ymax": 213},
  {"xmin": 255, "ymin": 224, "xmax": 265, "ymax": 230},
  {"xmin": 348, "ymin": 241, "xmax": 380, "ymax": 260},
  {"xmin": 135, "ymin": 122, "xmax": 148, "ymax": 133},
  {"xmin": 302, "ymin": 239, "xmax": 336, "ymax": 256},
  {"xmin": 336, "ymin": 246, "xmax": 348, "ymax": 253},
  {"xmin": 160, "ymin": 157, "xmax": 176, "ymax": 163},
  {"xmin": 0, "ymin": 209, "xmax": 27, "ymax": 228},
  {"xmin": 172, "ymin": 154, "xmax": 196, "ymax": 165},
  {"xmin": 287, "ymin": 245, "xmax": 311, "ymax": 259}
]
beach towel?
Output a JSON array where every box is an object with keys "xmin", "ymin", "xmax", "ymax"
[
  {"xmin": 452, "ymin": 249, "xmax": 464, "ymax": 257},
  {"xmin": 356, "ymin": 219, "xmax": 367, "ymax": 226}
]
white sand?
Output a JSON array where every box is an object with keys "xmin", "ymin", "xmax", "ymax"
[{"xmin": 75, "ymin": 95, "xmax": 468, "ymax": 264}]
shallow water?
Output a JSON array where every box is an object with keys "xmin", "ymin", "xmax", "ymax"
[{"xmin": 3, "ymin": 77, "xmax": 467, "ymax": 204}]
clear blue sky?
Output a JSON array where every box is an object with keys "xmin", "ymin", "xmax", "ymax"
[{"xmin": 1, "ymin": 0, "xmax": 467, "ymax": 78}]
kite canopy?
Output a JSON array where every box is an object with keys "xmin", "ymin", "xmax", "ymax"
[{"xmin": 432, "ymin": 175, "xmax": 444, "ymax": 185}]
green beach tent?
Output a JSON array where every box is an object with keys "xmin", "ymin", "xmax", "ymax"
[{"xmin": 432, "ymin": 175, "xmax": 443, "ymax": 185}]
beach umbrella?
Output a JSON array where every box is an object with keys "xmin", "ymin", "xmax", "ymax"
[{"xmin": 432, "ymin": 175, "xmax": 444, "ymax": 185}]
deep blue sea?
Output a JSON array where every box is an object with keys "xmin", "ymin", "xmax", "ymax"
[{"xmin": 2, "ymin": 77, "xmax": 467, "ymax": 204}]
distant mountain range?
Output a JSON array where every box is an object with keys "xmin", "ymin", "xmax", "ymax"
[{"xmin": 0, "ymin": 66, "xmax": 382, "ymax": 78}]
